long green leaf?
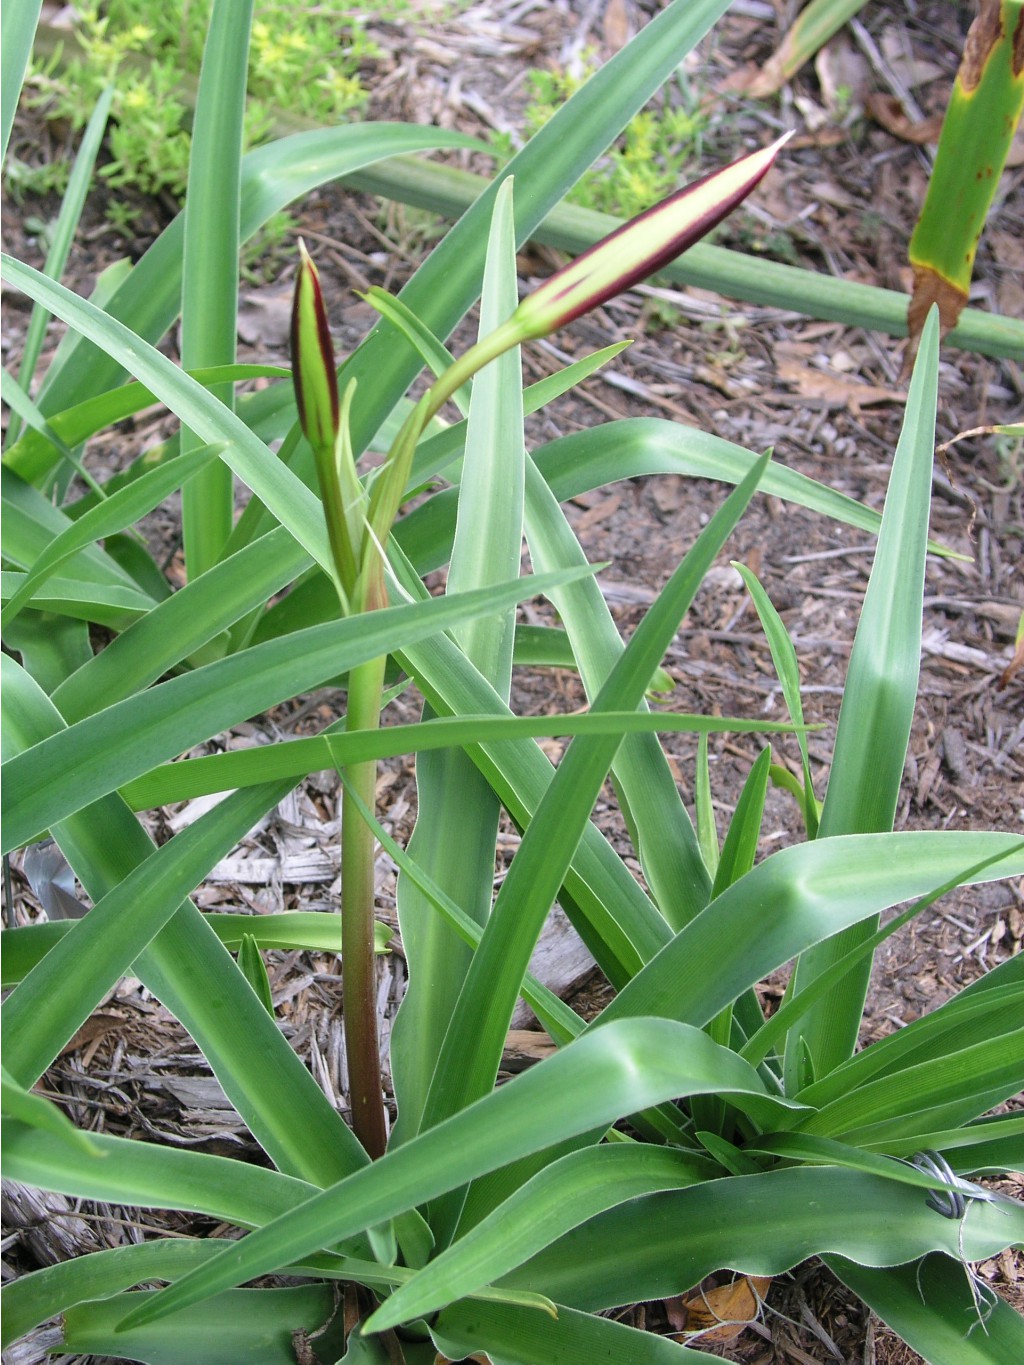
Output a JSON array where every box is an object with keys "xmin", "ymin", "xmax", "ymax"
[
  {"xmin": 2, "ymin": 1240, "xmax": 230, "ymax": 1348},
  {"xmin": 0, "ymin": 572, "xmax": 154, "ymax": 630},
  {"xmin": 1, "ymin": 467, "xmax": 144, "ymax": 592},
  {"xmin": 2, "ymin": 565, "xmax": 593, "ymax": 852},
  {"xmin": 5, "ymin": 87, "xmax": 113, "ymax": 448},
  {"xmin": 22, "ymin": 124, "xmax": 482, "ymax": 438},
  {"xmin": 734, "ymin": 561, "xmax": 818, "ymax": 835},
  {"xmin": 431, "ymin": 1298, "xmax": 723, "ymax": 1365},
  {"xmin": 2, "ymin": 656, "xmax": 367, "ymax": 1188},
  {"xmin": 51, "ymin": 526, "xmax": 306, "ymax": 723},
  {"xmin": 399, "ymin": 417, "xmax": 960, "ymax": 578},
  {"xmin": 1, "ymin": 0, "xmax": 42, "ymax": 160},
  {"xmin": 63, "ymin": 1287, "xmax": 345, "ymax": 1365},
  {"xmin": 740, "ymin": 850, "xmax": 1024, "ymax": 1069},
  {"xmin": 522, "ymin": 455, "xmax": 710, "ymax": 931},
  {"xmin": 500, "ymin": 1167, "xmax": 1023, "ymax": 1311},
  {"xmin": 1, "ymin": 441, "xmax": 219, "ymax": 625},
  {"xmin": 1, "ymin": 912, "xmax": 394, "ymax": 986},
  {"xmin": 2, "ymin": 1121, "xmax": 317, "ymax": 1228},
  {"xmin": 787, "ymin": 311, "xmax": 939, "ymax": 1079},
  {"xmin": 342, "ymin": 151, "xmax": 1024, "ymax": 359},
  {"xmin": 793, "ymin": 1030, "xmax": 1024, "ymax": 1140},
  {"xmin": 419, "ymin": 457, "xmax": 769, "ymax": 1141},
  {"xmin": 796, "ymin": 963, "xmax": 1024, "ymax": 1110},
  {"xmin": 2, "ymin": 776, "xmax": 299, "ymax": 1087},
  {"xmin": 338, "ymin": 771, "xmax": 583, "ymax": 1045},
  {"xmin": 4, "ymin": 364, "xmax": 287, "ymax": 485},
  {"xmin": 829, "ymin": 1254, "xmax": 1024, "ymax": 1365},
  {"xmin": 595, "ymin": 833, "xmax": 1024, "ymax": 1035},
  {"xmin": 179, "ymin": 0, "xmax": 252, "ymax": 577},
  {"xmin": 115, "ymin": 1018, "xmax": 796, "ymax": 1331},
  {"xmin": 1, "ymin": 1068, "xmax": 104, "ymax": 1155},
  {"xmin": 120, "ymin": 711, "xmax": 803, "ymax": 810},
  {"xmin": 366, "ymin": 1145, "xmax": 714, "ymax": 1331},
  {"xmin": 390, "ymin": 181, "xmax": 525, "ymax": 1145}
]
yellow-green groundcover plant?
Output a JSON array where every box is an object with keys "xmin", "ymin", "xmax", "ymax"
[{"xmin": 2, "ymin": 2, "xmax": 1022, "ymax": 1361}]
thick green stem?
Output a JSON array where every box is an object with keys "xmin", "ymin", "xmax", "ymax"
[{"xmin": 340, "ymin": 652, "xmax": 389, "ymax": 1160}]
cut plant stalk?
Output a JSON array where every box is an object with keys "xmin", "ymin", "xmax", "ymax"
[{"xmin": 906, "ymin": 0, "xmax": 1024, "ymax": 356}]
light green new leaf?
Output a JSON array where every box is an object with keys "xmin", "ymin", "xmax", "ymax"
[
  {"xmin": 1, "ymin": 369, "xmax": 100, "ymax": 495},
  {"xmin": 734, "ymin": 561, "xmax": 818, "ymax": 835}
]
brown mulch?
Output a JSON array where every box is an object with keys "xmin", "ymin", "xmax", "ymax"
[{"xmin": 2, "ymin": 2, "xmax": 1022, "ymax": 1363}]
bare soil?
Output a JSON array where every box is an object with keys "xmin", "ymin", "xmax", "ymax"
[{"xmin": 2, "ymin": 2, "xmax": 1022, "ymax": 1362}]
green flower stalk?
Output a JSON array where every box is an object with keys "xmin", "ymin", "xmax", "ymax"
[
  {"xmin": 289, "ymin": 133, "xmax": 790, "ymax": 1160},
  {"xmin": 291, "ymin": 243, "xmax": 388, "ymax": 1158}
]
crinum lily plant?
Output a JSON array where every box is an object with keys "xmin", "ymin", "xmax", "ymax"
[{"xmin": 2, "ymin": 1, "xmax": 1023, "ymax": 1360}]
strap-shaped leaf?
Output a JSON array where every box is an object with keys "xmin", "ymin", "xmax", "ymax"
[
  {"xmin": 115, "ymin": 1017, "xmax": 798, "ymax": 1332},
  {"xmin": 498, "ymin": 1166, "xmax": 1023, "ymax": 1312},
  {"xmin": 2, "ymin": 565, "xmax": 594, "ymax": 852}
]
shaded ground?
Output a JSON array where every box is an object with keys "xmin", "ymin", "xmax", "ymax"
[{"xmin": 2, "ymin": 2, "xmax": 1022, "ymax": 1362}]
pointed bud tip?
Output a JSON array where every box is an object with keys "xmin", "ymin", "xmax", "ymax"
[{"xmin": 290, "ymin": 241, "xmax": 339, "ymax": 453}]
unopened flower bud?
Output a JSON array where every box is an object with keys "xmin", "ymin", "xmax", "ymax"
[
  {"xmin": 291, "ymin": 239, "xmax": 339, "ymax": 454},
  {"xmin": 511, "ymin": 133, "xmax": 793, "ymax": 338}
]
